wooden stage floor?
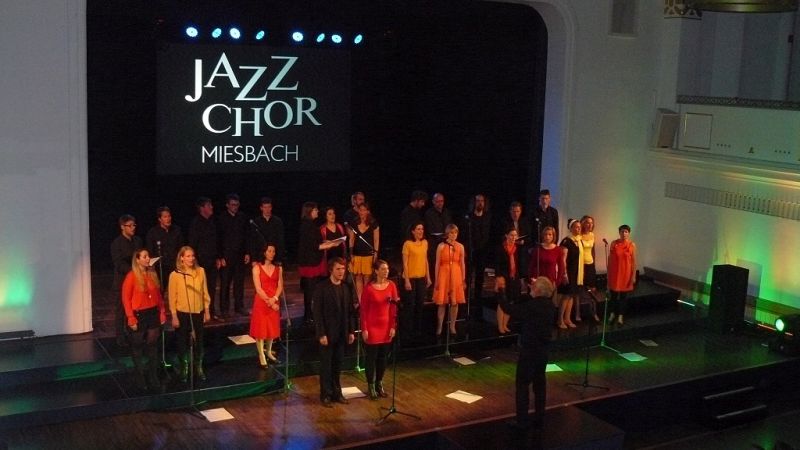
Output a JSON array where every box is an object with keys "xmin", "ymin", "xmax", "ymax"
[{"xmin": 2, "ymin": 324, "xmax": 797, "ymax": 449}]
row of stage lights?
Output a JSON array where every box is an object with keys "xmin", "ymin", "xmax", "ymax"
[{"xmin": 184, "ymin": 26, "xmax": 364, "ymax": 45}]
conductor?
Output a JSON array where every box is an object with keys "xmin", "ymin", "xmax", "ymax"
[{"xmin": 498, "ymin": 276, "xmax": 556, "ymax": 429}]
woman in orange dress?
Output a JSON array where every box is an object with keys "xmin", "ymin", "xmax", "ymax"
[
  {"xmin": 433, "ymin": 223, "xmax": 466, "ymax": 336},
  {"xmin": 250, "ymin": 243, "xmax": 283, "ymax": 368},
  {"xmin": 607, "ymin": 224, "xmax": 637, "ymax": 326}
]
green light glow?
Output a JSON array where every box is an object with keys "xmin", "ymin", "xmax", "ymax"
[
  {"xmin": 775, "ymin": 318, "xmax": 785, "ymax": 333},
  {"xmin": 0, "ymin": 252, "xmax": 34, "ymax": 307}
]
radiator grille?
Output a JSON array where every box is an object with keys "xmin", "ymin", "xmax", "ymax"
[{"xmin": 665, "ymin": 182, "xmax": 800, "ymax": 221}]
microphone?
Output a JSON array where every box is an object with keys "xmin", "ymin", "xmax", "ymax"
[
  {"xmin": 156, "ymin": 240, "xmax": 161, "ymax": 247},
  {"xmin": 387, "ymin": 297, "xmax": 401, "ymax": 305},
  {"xmin": 249, "ymin": 219, "xmax": 258, "ymax": 227},
  {"xmin": 602, "ymin": 238, "xmax": 609, "ymax": 245}
]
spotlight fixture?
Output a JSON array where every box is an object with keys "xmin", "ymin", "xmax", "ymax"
[
  {"xmin": 316, "ymin": 33, "xmax": 326, "ymax": 43},
  {"xmin": 331, "ymin": 34, "xmax": 342, "ymax": 44},
  {"xmin": 185, "ymin": 26, "xmax": 199, "ymax": 38},
  {"xmin": 292, "ymin": 31, "xmax": 304, "ymax": 43},
  {"xmin": 229, "ymin": 27, "xmax": 241, "ymax": 39},
  {"xmin": 769, "ymin": 314, "xmax": 800, "ymax": 356},
  {"xmin": 255, "ymin": 30, "xmax": 266, "ymax": 41},
  {"xmin": 353, "ymin": 34, "xmax": 364, "ymax": 45},
  {"xmin": 211, "ymin": 27, "xmax": 222, "ymax": 39}
]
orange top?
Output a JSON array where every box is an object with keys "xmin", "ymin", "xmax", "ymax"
[
  {"xmin": 607, "ymin": 239, "xmax": 636, "ymax": 292},
  {"xmin": 121, "ymin": 271, "xmax": 167, "ymax": 327}
]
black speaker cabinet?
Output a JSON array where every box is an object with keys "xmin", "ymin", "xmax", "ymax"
[{"xmin": 708, "ymin": 264, "xmax": 748, "ymax": 334}]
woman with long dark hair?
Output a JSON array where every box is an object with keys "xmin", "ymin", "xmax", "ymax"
[
  {"xmin": 401, "ymin": 221, "xmax": 430, "ymax": 337},
  {"xmin": 297, "ymin": 202, "xmax": 339, "ymax": 324},
  {"xmin": 348, "ymin": 203, "xmax": 380, "ymax": 300},
  {"xmin": 495, "ymin": 227, "xmax": 522, "ymax": 334},
  {"xmin": 360, "ymin": 259, "xmax": 398, "ymax": 399},
  {"xmin": 250, "ymin": 243, "xmax": 283, "ymax": 368},
  {"xmin": 557, "ymin": 219, "xmax": 583, "ymax": 329},
  {"xmin": 121, "ymin": 248, "xmax": 167, "ymax": 391}
]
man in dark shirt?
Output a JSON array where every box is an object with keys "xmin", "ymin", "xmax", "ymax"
[
  {"xmin": 188, "ymin": 197, "xmax": 220, "ymax": 319},
  {"xmin": 217, "ymin": 193, "xmax": 250, "ymax": 318},
  {"xmin": 399, "ymin": 190, "xmax": 427, "ymax": 241},
  {"xmin": 145, "ymin": 206, "xmax": 183, "ymax": 287},
  {"xmin": 498, "ymin": 276, "xmax": 556, "ymax": 429},
  {"xmin": 110, "ymin": 214, "xmax": 142, "ymax": 346},
  {"xmin": 464, "ymin": 194, "xmax": 492, "ymax": 302},
  {"xmin": 249, "ymin": 197, "xmax": 285, "ymax": 264},
  {"xmin": 342, "ymin": 191, "xmax": 365, "ymax": 228},
  {"xmin": 424, "ymin": 192, "xmax": 453, "ymax": 283},
  {"xmin": 532, "ymin": 189, "xmax": 559, "ymax": 243},
  {"xmin": 312, "ymin": 258, "xmax": 356, "ymax": 407}
]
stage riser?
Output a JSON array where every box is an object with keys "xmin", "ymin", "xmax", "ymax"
[
  {"xmin": 577, "ymin": 357, "xmax": 800, "ymax": 434},
  {"xmin": 0, "ymin": 379, "xmax": 281, "ymax": 431}
]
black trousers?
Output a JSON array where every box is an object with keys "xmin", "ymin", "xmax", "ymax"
[
  {"xmin": 364, "ymin": 342, "xmax": 389, "ymax": 384},
  {"xmin": 609, "ymin": 290, "xmax": 629, "ymax": 316},
  {"xmin": 199, "ymin": 261, "xmax": 218, "ymax": 317},
  {"xmin": 301, "ymin": 276, "xmax": 323, "ymax": 321},
  {"xmin": 219, "ymin": 259, "xmax": 246, "ymax": 313},
  {"xmin": 516, "ymin": 347, "xmax": 548, "ymax": 424},
  {"xmin": 470, "ymin": 247, "xmax": 489, "ymax": 300},
  {"xmin": 319, "ymin": 339, "xmax": 345, "ymax": 401},
  {"xmin": 402, "ymin": 277, "xmax": 427, "ymax": 336},
  {"xmin": 175, "ymin": 311, "xmax": 205, "ymax": 361}
]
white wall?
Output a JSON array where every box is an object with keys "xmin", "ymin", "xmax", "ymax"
[
  {"xmin": 0, "ymin": 0, "xmax": 91, "ymax": 336},
  {"xmin": 527, "ymin": 0, "xmax": 800, "ymax": 310}
]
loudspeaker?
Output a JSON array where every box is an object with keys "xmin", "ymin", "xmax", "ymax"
[
  {"xmin": 707, "ymin": 264, "xmax": 748, "ymax": 334},
  {"xmin": 652, "ymin": 108, "xmax": 680, "ymax": 148}
]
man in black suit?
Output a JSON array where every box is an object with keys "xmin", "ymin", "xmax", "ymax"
[
  {"xmin": 110, "ymin": 214, "xmax": 142, "ymax": 347},
  {"xmin": 498, "ymin": 276, "xmax": 556, "ymax": 429},
  {"xmin": 217, "ymin": 193, "xmax": 250, "ymax": 318},
  {"xmin": 188, "ymin": 197, "xmax": 220, "ymax": 319},
  {"xmin": 313, "ymin": 257, "xmax": 356, "ymax": 407}
]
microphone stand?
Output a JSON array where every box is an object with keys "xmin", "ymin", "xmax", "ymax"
[
  {"xmin": 156, "ymin": 241, "xmax": 171, "ymax": 375},
  {"xmin": 464, "ymin": 214, "xmax": 474, "ymax": 323},
  {"xmin": 429, "ymin": 242, "xmax": 458, "ymax": 363},
  {"xmin": 377, "ymin": 298, "xmax": 422, "ymax": 425},
  {"xmin": 595, "ymin": 239, "xmax": 619, "ymax": 354},
  {"xmin": 278, "ymin": 265, "xmax": 304, "ymax": 397},
  {"xmin": 344, "ymin": 222, "xmax": 371, "ymax": 373},
  {"xmin": 566, "ymin": 240, "xmax": 619, "ymax": 397},
  {"xmin": 179, "ymin": 270, "xmax": 205, "ymax": 418}
]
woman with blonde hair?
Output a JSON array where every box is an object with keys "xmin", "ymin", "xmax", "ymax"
[
  {"xmin": 169, "ymin": 246, "xmax": 211, "ymax": 382},
  {"xmin": 433, "ymin": 223, "xmax": 466, "ymax": 337},
  {"xmin": 121, "ymin": 248, "xmax": 167, "ymax": 391}
]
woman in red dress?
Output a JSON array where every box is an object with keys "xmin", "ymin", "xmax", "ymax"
[
  {"xmin": 250, "ymin": 244, "xmax": 283, "ymax": 368},
  {"xmin": 360, "ymin": 259, "xmax": 398, "ymax": 399},
  {"xmin": 607, "ymin": 224, "xmax": 637, "ymax": 326}
]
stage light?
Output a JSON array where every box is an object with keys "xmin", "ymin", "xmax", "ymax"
[
  {"xmin": 316, "ymin": 33, "xmax": 326, "ymax": 43},
  {"xmin": 292, "ymin": 31, "xmax": 304, "ymax": 43},
  {"xmin": 353, "ymin": 34, "xmax": 364, "ymax": 45},
  {"xmin": 769, "ymin": 314, "xmax": 800, "ymax": 356},
  {"xmin": 185, "ymin": 26, "xmax": 199, "ymax": 38},
  {"xmin": 211, "ymin": 27, "xmax": 222, "ymax": 39},
  {"xmin": 229, "ymin": 27, "xmax": 241, "ymax": 39},
  {"xmin": 331, "ymin": 34, "xmax": 342, "ymax": 44},
  {"xmin": 255, "ymin": 30, "xmax": 266, "ymax": 40}
]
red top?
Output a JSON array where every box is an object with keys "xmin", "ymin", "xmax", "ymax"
[
  {"xmin": 528, "ymin": 245, "xmax": 565, "ymax": 285},
  {"xmin": 608, "ymin": 239, "xmax": 636, "ymax": 292},
  {"xmin": 360, "ymin": 281, "xmax": 398, "ymax": 345},
  {"xmin": 121, "ymin": 271, "xmax": 166, "ymax": 327}
]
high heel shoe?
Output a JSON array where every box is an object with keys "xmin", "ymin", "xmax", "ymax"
[
  {"xmin": 557, "ymin": 322, "xmax": 567, "ymax": 329},
  {"xmin": 566, "ymin": 321, "xmax": 577, "ymax": 328},
  {"xmin": 266, "ymin": 351, "xmax": 278, "ymax": 362}
]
